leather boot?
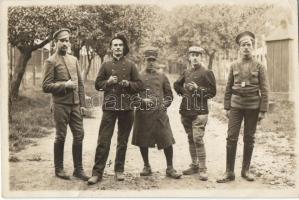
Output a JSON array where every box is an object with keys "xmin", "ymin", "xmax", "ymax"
[
  {"xmin": 54, "ymin": 142, "xmax": 70, "ymax": 180},
  {"xmin": 217, "ymin": 142, "xmax": 237, "ymax": 183},
  {"xmin": 72, "ymin": 144, "xmax": 89, "ymax": 181},
  {"xmin": 140, "ymin": 165, "xmax": 152, "ymax": 176},
  {"xmin": 241, "ymin": 144, "xmax": 255, "ymax": 181}
]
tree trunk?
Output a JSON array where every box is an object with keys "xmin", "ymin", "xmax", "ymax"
[
  {"xmin": 9, "ymin": 36, "xmax": 52, "ymax": 100},
  {"xmin": 83, "ymin": 60, "xmax": 93, "ymax": 83},
  {"xmin": 73, "ymin": 48, "xmax": 80, "ymax": 60},
  {"xmin": 83, "ymin": 47, "xmax": 95, "ymax": 83},
  {"xmin": 207, "ymin": 50, "xmax": 216, "ymax": 70},
  {"xmin": 9, "ymin": 48, "xmax": 32, "ymax": 100}
]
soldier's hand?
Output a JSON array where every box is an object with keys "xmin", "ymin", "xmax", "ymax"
[
  {"xmin": 65, "ymin": 79, "xmax": 78, "ymax": 89},
  {"xmin": 184, "ymin": 83, "xmax": 194, "ymax": 91},
  {"xmin": 190, "ymin": 81, "xmax": 199, "ymax": 90},
  {"xmin": 119, "ymin": 80, "xmax": 130, "ymax": 87},
  {"xmin": 80, "ymin": 107, "xmax": 87, "ymax": 115},
  {"xmin": 226, "ymin": 110, "xmax": 230, "ymax": 119},
  {"xmin": 258, "ymin": 112, "xmax": 266, "ymax": 122},
  {"xmin": 107, "ymin": 75, "xmax": 118, "ymax": 85}
]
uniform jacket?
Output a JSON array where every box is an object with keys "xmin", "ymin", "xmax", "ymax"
[
  {"xmin": 95, "ymin": 56, "xmax": 143, "ymax": 111},
  {"xmin": 132, "ymin": 69, "xmax": 174, "ymax": 149},
  {"xmin": 42, "ymin": 53, "xmax": 86, "ymax": 107},
  {"xmin": 174, "ymin": 66, "xmax": 216, "ymax": 116},
  {"xmin": 224, "ymin": 57, "xmax": 269, "ymax": 112}
]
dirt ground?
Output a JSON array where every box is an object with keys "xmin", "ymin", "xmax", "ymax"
[{"xmin": 9, "ymin": 87, "xmax": 296, "ymax": 194}]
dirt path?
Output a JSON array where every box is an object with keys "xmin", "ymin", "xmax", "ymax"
[{"xmin": 9, "ymin": 78, "xmax": 296, "ymax": 193}]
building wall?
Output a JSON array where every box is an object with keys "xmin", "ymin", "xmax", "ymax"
[{"xmin": 266, "ymin": 39, "xmax": 290, "ymax": 93}]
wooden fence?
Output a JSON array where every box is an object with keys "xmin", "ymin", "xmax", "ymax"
[{"xmin": 8, "ymin": 45, "xmax": 102, "ymax": 90}]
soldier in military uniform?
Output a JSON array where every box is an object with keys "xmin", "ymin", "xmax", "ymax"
[
  {"xmin": 42, "ymin": 29, "xmax": 89, "ymax": 181},
  {"xmin": 174, "ymin": 45, "xmax": 216, "ymax": 181},
  {"xmin": 217, "ymin": 31, "xmax": 269, "ymax": 183},
  {"xmin": 132, "ymin": 47, "xmax": 181, "ymax": 179},
  {"xmin": 88, "ymin": 34, "xmax": 143, "ymax": 185}
]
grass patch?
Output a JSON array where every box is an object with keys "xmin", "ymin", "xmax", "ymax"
[
  {"xmin": 9, "ymin": 88, "xmax": 54, "ymax": 152},
  {"xmin": 9, "ymin": 79, "xmax": 100, "ymax": 152}
]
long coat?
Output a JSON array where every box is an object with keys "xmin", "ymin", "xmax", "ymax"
[{"xmin": 132, "ymin": 69, "xmax": 175, "ymax": 149}]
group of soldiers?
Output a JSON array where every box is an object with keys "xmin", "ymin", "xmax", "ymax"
[{"xmin": 42, "ymin": 28, "xmax": 269, "ymax": 185}]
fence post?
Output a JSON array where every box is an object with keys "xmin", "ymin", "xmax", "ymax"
[
  {"xmin": 33, "ymin": 65, "xmax": 36, "ymax": 86},
  {"xmin": 41, "ymin": 47, "xmax": 44, "ymax": 70}
]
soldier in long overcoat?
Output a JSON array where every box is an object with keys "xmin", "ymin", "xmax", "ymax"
[{"xmin": 132, "ymin": 47, "xmax": 181, "ymax": 179}]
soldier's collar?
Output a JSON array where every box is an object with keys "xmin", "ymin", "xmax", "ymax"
[
  {"xmin": 191, "ymin": 65, "xmax": 201, "ymax": 71},
  {"xmin": 112, "ymin": 55, "xmax": 124, "ymax": 62},
  {"xmin": 145, "ymin": 67, "xmax": 157, "ymax": 73},
  {"xmin": 241, "ymin": 55, "xmax": 253, "ymax": 61}
]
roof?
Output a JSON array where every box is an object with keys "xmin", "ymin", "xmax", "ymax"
[{"xmin": 265, "ymin": 24, "xmax": 295, "ymax": 41}]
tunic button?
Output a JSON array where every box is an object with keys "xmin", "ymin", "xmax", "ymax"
[
  {"xmin": 123, "ymin": 75, "xmax": 125, "ymax": 77},
  {"xmin": 122, "ymin": 68, "xmax": 125, "ymax": 70}
]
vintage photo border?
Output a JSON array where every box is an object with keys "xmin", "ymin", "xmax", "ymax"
[{"xmin": 1, "ymin": 0, "xmax": 299, "ymax": 197}]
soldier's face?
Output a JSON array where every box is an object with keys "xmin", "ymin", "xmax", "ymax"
[
  {"xmin": 56, "ymin": 36, "xmax": 70, "ymax": 54},
  {"xmin": 189, "ymin": 52, "xmax": 202, "ymax": 66},
  {"xmin": 145, "ymin": 58, "xmax": 156, "ymax": 69},
  {"xmin": 239, "ymin": 39, "xmax": 253, "ymax": 57},
  {"xmin": 111, "ymin": 39, "xmax": 124, "ymax": 57}
]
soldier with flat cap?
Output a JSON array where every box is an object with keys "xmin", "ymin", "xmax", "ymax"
[
  {"xmin": 131, "ymin": 47, "xmax": 182, "ymax": 179},
  {"xmin": 217, "ymin": 31, "xmax": 269, "ymax": 183},
  {"xmin": 42, "ymin": 28, "xmax": 89, "ymax": 181},
  {"xmin": 88, "ymin": 34, "xmax": 143, "ymax": 185},
  {"xmin": 174, "ymin": 45, "xmax": 216, "ymax": 181}
]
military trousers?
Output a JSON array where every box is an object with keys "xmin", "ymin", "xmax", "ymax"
[
  {"xmin": 92, "ymin": 110, "xmax": 134, "ymax": 177},
  {"xmin": 226, "ymin": 107, "xmax": 259, "ymax": 146},
  {"xmin": 181, "ymin": 114, "xmax": 208, "ymax": 171},
  {"xmin": 53, "ymin": 103, "xmax": 84, "ymax": 145}
]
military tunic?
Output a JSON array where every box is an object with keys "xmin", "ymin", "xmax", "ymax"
[
  {"xmin": 95, "ymin": 57, "xmax": 143, "ymax": 110},
  {"xmin": 174, "ymin": 66, "xmax": 216, "ymax": 116},
  {"xmin": 132, "ymin": 69, "xmax": 175, "ymax": 150},
  {"xmin": 224, "ymin": 58, "xmax": 269, "ymax": 112}
]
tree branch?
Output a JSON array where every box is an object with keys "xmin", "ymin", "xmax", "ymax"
[{"xmin": 31, "ymin": 36, "xmax": 52, "ymax": 51}]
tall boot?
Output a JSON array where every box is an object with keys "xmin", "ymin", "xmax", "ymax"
[
  {"xmin": 72, "ymin": 143, "xmax": 89, "ymax": 181},
  {"xmin": 241, "ymin": 144, "xmax": 255, "ymax": 181},
  {"xmin": 54, "ymin": 142, "xmax": 70, "ymax": 180},
  {"xmin": 217, "ymin": 142, "xmax": 237, "ymax": 183}
]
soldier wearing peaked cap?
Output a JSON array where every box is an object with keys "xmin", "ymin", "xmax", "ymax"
[
  {"xmin": 87, "ymin": 33, "xmax": 144, "ymax": 185},
  {"xmin": 217, "ymin": 31, "xmax": 269, "ymax": 183},
  {"xmin": 131, "ymin": 47, "xmax": 182, "ymax": 179},
  {"xmin": 174, "ymin": 45, "xmax": 216, "ymax": 181},
  {"xmin": 42, "ymin": 28, "xmax": 89, "ymax": 181}
]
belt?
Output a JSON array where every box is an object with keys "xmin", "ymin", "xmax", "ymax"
[{"xmin": 232, "ymin": 90, "xmax": 259, "ymax": 97}]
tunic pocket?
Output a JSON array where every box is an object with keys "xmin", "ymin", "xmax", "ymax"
[
  {"xmin": 233, "ymin": 71, "xmax": 241, "ymax": 83},
  {"xmin": 250, "ymin": 71, "xmax": 259, "ymax": 84},
  {"xmin": 55, "ymin": 64, "xmax": 69, "ymax": 80}
]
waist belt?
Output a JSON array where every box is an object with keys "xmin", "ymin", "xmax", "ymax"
[{"xmin": 232, "ymin": 90, "xmax": 259, "ymax": 97}]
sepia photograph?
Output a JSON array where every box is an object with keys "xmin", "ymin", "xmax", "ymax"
[{"xmin": 1, "ymin": 0, "xmax": 298, "ymax": 197}]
